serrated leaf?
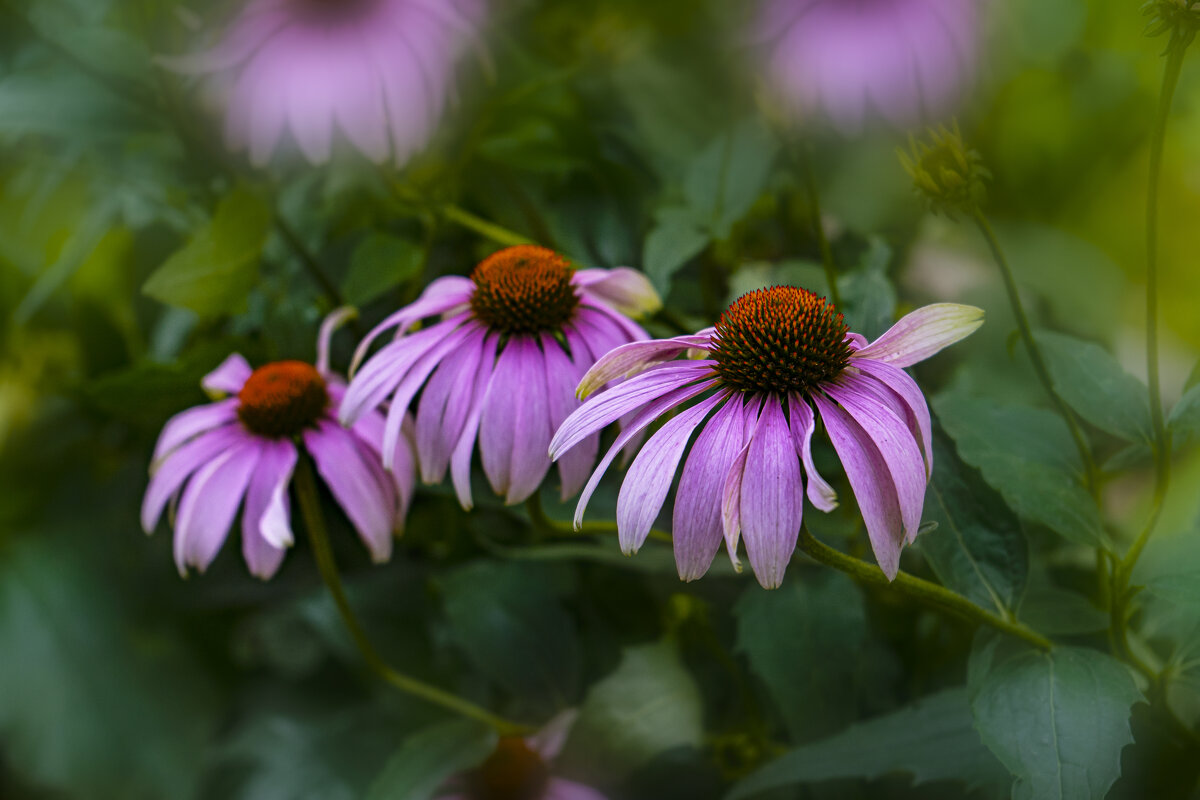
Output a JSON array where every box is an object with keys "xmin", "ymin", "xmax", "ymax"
[
  {"xmin": 734, "ymin": 573, "xmax": 868, "ymax": 741},
  {"xmin": 969, "ymin": 644, "xmax": 1141, "ymax": 800},
  {"xmin": 727, "ymin": 689, "xmax": 1009, "ymax": 799},
  {"xmin": 562, "ymin": 640, "xmax": 703, "ymax": 777},
  {"xmin": 934, "ymin": 391, "xmax": 1103, "ymax": 546},
  {"xmin": 143, "ymin": 186, "xmax": 271, "ymax": 316},
  {"xmin": 342, "ymin": 233, "xmax": 424, "ymax": 306},
  {"xmin": 1037, "ymin": 331, "xmax": 1153, "ymax": 443},
  {"xmin": 919, "ymin": 429, "xmax": 1028, "ymax": 614},
  {"xmin": 438, "ymin": 561, "xmax": 580, "ymax": 709},
  {"xmin": 642, "ymin": 216, "xmax": 708, "ymax": 293},
  {"xmin": 683, "ymin": 119, "xmax": 778, "ymax": 238},
  {"xmin": 365, "ymin": 719, "xmax": 496, "ymax": 800}
]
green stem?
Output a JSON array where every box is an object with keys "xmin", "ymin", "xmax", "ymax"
[
  {"xmin": 442, "ymin": 204, "xmax": 534, "ymax": 249},
  {"xmin": 798, "ymin": 527, "xmax": 1053, "ymax": 651},
  {"xmin": 1121, "ymin": 40, "xmax": 1188, "ymax": 577},
  {"xmin": 798, "ymin": 148, "xmax": 842, "ymax": 307},
  {"xmin": 524, "ymin": 494, "xmax": 673, "ymax": 545},
  {"xmin": 294, "ymin": 457, "xmax": 529, "ymax": 736},
  {"xmin": 971, "ymin": 209, "xmax": 1099, "ymax": 497}
]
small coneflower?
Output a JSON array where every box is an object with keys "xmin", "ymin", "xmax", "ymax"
[
  {"xmin": 165, "ymin": 0, "xmax": 485, "ymax": 165},
  {"xmin": 551, "ymin": 287, "xmax": 983, "ymax": 588},
  {"xmin": 340, "ymin": 245, "xmax": 660, "ymax": 509},
  {"xmin": 142, "ymin": 309, "xmax": 416, "ymax": 579},
  {"xmin": 438, "ymin": 711, "xmax": 606, "ymax": 800},
  {"xmin": 760, "ymin": 0, "xmax": 978, "ymax": 133}
]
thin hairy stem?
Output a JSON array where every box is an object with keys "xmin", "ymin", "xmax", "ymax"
[
  {"xmin": 295, "ymin": 457, "xmax": 530, "ymax": 736},
  {"xmin": 442, "ymin": 204, "xmax": 535, "ymax": 249},
  {"xmin": 798, "ymin": 527, "xmax": 1053, "ymax": 651},
  {"xmin": 971, "ymin": 209, "xmax": 1099, "ymax": 497}
]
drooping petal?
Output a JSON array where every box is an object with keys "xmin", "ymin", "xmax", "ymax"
[
  {"xmin": 720, "ymin": 397, "xmax": 763, "ymax": 572},
  {"xmin": 673, "ymin": 392, "xmax": 745, "ymax": 582},
  {"xmin": 787, "ymin": 396, "xmax": 838, "ymax": 512},
  {"xmin": 824, "ymin": 381, "xmax": 926, "ymax": 545},
  {"xmin": 550, "ymin": 361, "xmax": 716, "ymax": 459},
  {"xmin": 415, "ymin": 329, "xmax": 487, "ymax": 482},
  {"xmin": 738, "ymin": 399, "xmax": 804, "ymax": 589},
  {"xmin": 143, "ymin": 424, "xmax": 247, "ymax": 533},
  {"xmin": 479, "ymin": 337, "xmax": 553, "ymax": 504},
  {"xmin": 451, "ymin": 334, "xmax": 499, "ymax": 510},
  {"xmin": 541, "ymin": 335, "xmax": 597, "ymax": 500},
  {"xmin": 152, "ymin": 399, "xmax": 240, "ymax": 465},
  {"xmin": 572, "ymin": 379, "xmax": 719, "ymax": 529},
  {"xmin": 340, "ymin": 319, "xmax": 461, "ymax": 426},
  {"xmin": 578, "ymin": 298, "xmax": 650, "ymax": 347},
  {"xmin": 528, "ymin": 709, "xmax": 579, "ymax": 761},
  {"xmin": 174, "ymin": 441, "xmax": 262, "ymax": 575},
  {"xmin": 573, "ymin": 266, "xmax": 662, "ymax": 317},
  {"xmin": 202, "ymin": 355, "xmax": 253, "ymax": 396},
  {"xmin": 575, "ymin": 334, "xmax": 714, "ymax": 398},
  {"xmin": 812, "ymin": 392, "xmax": 904, "ymax": 580},
  {"xmin": 616, "ymin": 392, "xmax": 725, "ymax": 554},
  {"xmin": 240, "ymin": 438, "xmax": 297, "ymax": 580},
  {"xmin": 853, "ymin": 303, "xmax": 983, "ymax": 368},
  {"xmin": 304, "ymin": 420, "xmax": 396, "ymax": 562},
  {"xmin": 316, "ymin": 306, "xmax": 359, "ymax": 376},
  {"xmin": 848, "ymin": 358, "xmax": 933, "ymax": 476},
  {"xmin": 542, "ymin": 778, "xmax": 608, "ymax": 800},
  {"xmin": 350, "ymin": 277, "xmax": 473, "ymax": 375}
]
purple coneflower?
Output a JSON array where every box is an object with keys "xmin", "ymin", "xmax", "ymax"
[
  {"xmin": 438, "ymin": 711, "xmax": 606, "ymax": 800},
  {"xmin": 551, "ymin": 287, "xmax": 983, "ymax": 588},
  {"xmin": 142, "ymin": 310, "xmax": 416, "ymax": 579},
  {"xmin": 340, "ymin": 245, "xmax": 659, "ymax": 509},
  {"xmin": 165, "ymin": 0, "xmax": 484, "ymax": 166},
  {"xmin": 761, "ymin": 0, "xmax": 978, "ymax": 133}
]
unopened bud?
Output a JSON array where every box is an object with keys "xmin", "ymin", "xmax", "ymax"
[{"xmin": 899, "ymin": 123, "xmax": 990, "ymax": 218}]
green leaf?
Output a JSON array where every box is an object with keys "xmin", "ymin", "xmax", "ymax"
[
  {"xmin": 683, "ymin": 119, "xmax": 778, "ymax": 238},
  {"xmin": 734, "ymin": 573, "xmax": 868, "ymax": 741},
  {"xmin": 342, "ymin": 233, "xmax": 424, "ymax": 307},
  {"xmin": 969, "ymin": 643, "xmax": 1141, "ymax": 800},
  {"xmin": 365, "ymin": 719, "xmax": 496, "ymax": 800},
  {"xmin": 726, "ymin": 689, "xmax": 1009, "ymax": 799},
  {"xmin": 837, "ymin": 238, "xmax": 896, "ymax": 341},
  {"xmin": 562, "ymin": 640, "xmax": 703, "ymax": 777},
  {"xmin": 438, "ymin": 561, "xmax": 580, "ymax": 709},
  {"xmin": 642, "ymin": 215, "xmax": 708, "ymax": 293},
  {"xmin": 1168, "ymin": 383, "xmax": 1200, "ymax": 447},
  {"xmin": 0, "ymin": 536, "xmax": 219, "ymax": 797},
  {"xmin": 1037, "ymin": 331, "xmax": 1153, "ymax": 443},
  {"xmin": 919, "ymin": 429, "xmax": 1028, "ymax": 614},
  {"xmin": 143, "ymin": 186, "xmax": 271, "ymax": 316},
  {"xmin": 934, "ymin": 390, "xmax": 1103, "ymax": 546}
]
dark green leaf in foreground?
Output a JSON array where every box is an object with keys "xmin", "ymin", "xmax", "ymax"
[
  {"xmin": 969, "ymin": 642, "xmax": 1141, "ymax": 800},
  {"xmin": 734, "ymin": 572, "xmax": 868, "ymax": 741},
  {"xmin": 1037, "ymin": 331, "xmax": 1153, "ymax": 443},
  {"xmin": 919, "ymin": 428, "xmax": 1028, "ymax": 614},
  {"xmin": 726, "ymin": 689, "xmax": 1009, "ymax": 799},
  {"xmin": 143, "ymin": 186, "xmax": 271, "ymax": 316},
  {"xmin": 563, "ymin": 640, "xmax": 703, "ymax": 778},
  {"xmin": 934, "ymin": 390, "xmax": 1103, "ymax": 546},
  {"xmin": 366, "ymin": 719, "xmax": 496, "ymax": 800}
]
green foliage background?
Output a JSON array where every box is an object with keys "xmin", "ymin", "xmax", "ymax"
[{"xmin": 3, "ymin": 0, "xmax": 1200, "ymax": 798}]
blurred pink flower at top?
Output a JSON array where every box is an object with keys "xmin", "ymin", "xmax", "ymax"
[
  {"xmin": 438, "ymin": 711, "xmax": 606, "ymax": 800},
  {"xmin": 165, "ymin": 0, "xmax": 485, "ymax": 166},
  {"xmin": 761, "ymin": 0, "xmax": 979, "ymax": 133}
]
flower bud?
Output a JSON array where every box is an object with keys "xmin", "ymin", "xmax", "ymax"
[
  {"xmin": 899, "ymin": 123, "xmax": 990, "ymax": 218},
  {"xmin": 1144, "ymin": 0, "xmax": 1200, "ymax": 45}
]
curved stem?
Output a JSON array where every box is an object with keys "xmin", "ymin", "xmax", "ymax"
[
  {"xmin": 294, "ymin": 457, "xmax": 530, "ymax": 736},
  {"xmin": 798, "ymin": 147, "xmax": 842, "ymax": 307},
  {"xmin": 442, "ymin": 204, "xmax": 534, "ymax": 249},
  {"xmin": 797, "ymin": 527, "xmax": 1053, "ymax": 651},
  {"xmin": 524, "ymin": 494, "xmax": 673, "ymax": 545},
  {"xmin": 971, "ymin": 209, "xmax": 1099, "ymax": 497}
]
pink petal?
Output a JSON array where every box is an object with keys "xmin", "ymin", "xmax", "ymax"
[
  {"xmin": 849, "ymin": 358, "xmax": 933, "ymax": 477},
  {"xmin": 415, "ymin": 330, "xmax": 487, "ymax": 482},
  {"xmin": 201, "ymin": 354, "xmax": 252, "ymax": 396},
  {"xmin": 575, "ymin": 334, "xmax": 715, "ymax": 398},
  {"xmin": 480, "ymin": 338, "xmax": 553, "ymax": 504},
  {"xmin": 854, "ymin": 303, "xmax": 984, "ymax": 368},
  {"xmin": 787, "ymin": 396, "xmax": 838, "ymax": 513},
  {"xmin": 304, "ymin": 420, "xmax": 396, "ymax": 562},
  {"xmin": 739, "ymin": 399, "xmax": 803, "ymax": 589},
  {"xmin": 451, "ymin": 334, "xmax": 500, "ymax": 510},
  {"xmin": 240, "ymin": 438, "xmax": 297, "ymax": 580},
  {"xmin": 143, "ymin": 424, "xmax": 247, "ymax": 533},
  {"xmin": 174, "ymin": 441, "xmax": 262, "ymax": 575},
  {"xmin": 152, "ymin": 399, "xmax": 240, "ymax": 465},
  {"xmin": 573, "ymin": 267, "xmax": 662, "ymax": 317},
  {"xmin": 541, "ymin": 335, "xmax": 596, "ymax": 500},
  {"xmin": 350, "ymin": 278, "xmax": 473, "ymax": 376}
]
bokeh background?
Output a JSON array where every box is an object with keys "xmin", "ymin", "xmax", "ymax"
[{"xmin": 3, "ymin": 0, "xmax": 1200, "ymax": 798}]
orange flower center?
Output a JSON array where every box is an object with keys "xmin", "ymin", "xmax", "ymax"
[
  {"xmin": 237, "ymin": 361, "xmax": 328, "ymax": 438},
  {"xmin": 469, "ymin": 246, "xmax": 580, "ymax": 335},
  {"xmin": 711, "ymin": 286, "xmax": 851, "ymax": 395},
  {"xmin": 468, "ymin": 737, "xmax": 550, "ymax": 800}
]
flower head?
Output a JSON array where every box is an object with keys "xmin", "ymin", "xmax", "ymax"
[
  {"xmin": 438, "ymin": 711, "xmax": 606, "ymax": 800},
  {"xmin": 165, "ymin": 0, "xmax": 485, "ymax": 166},
  {"xmin": 551, "ymin": 288, "xmax": 983, "ymax": 588},
  {"xmin": 143, "ymin": 309, "xmax": 416, "ymax": 579},
  {"xmin": 340, "ymin": 245, "xmax": 661, "ymax": 509},
  {"xmin": 1145, "ymin": 0, "xmax": 1200, "ymax": 43},
  {"xmin": 760, "ymin": 0, "xmax": 979, "ymax": 133},
  {"xmin": 899, "ymin": 123, "xmax": 990, "ymax": 217}
]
